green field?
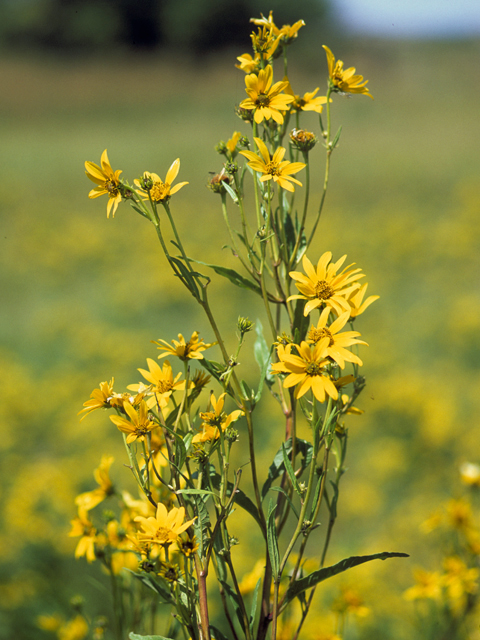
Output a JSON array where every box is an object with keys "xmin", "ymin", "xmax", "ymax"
[{"xmin": 1, "ymin": 35, "xmax": 480, "ymax": 639}]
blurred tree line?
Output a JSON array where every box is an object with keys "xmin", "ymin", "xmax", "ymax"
[{"xmin": 0, "ymin": 0, "xmax": 331, "ymax": 54}]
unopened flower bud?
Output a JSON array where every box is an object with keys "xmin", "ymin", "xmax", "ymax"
[
  {"xmin": 215, "ymin": 141, "xmax": 228, "ymax": 155},
  {"xmin": 238, "ymin": 316, "xmax": 254, "ymax": 335},
  {"xmin": 225, "ymin": 161, "xmax": 238, "ymax": 175},
  {"xmin": 235, "ymin": 105, "xmax": 254, "ymax": 123},
  {"xmin": 139, "ymin": 175, "xmax": 153, "ymax": 191},
  {"xmin": 290, "ymin": 128, "xmax": 318, "ymax": 152}
]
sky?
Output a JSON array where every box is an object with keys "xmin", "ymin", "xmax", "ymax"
[{"xmin": 333, "ymin": 0, "xmax": 480, "ymax": 37}]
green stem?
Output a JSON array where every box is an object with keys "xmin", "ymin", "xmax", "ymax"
[
  {"xmin": 307, "ymin": 86, "xmax": 333, "ymax": 248},
  {"xmin": 289, "ymin": 150, "xmax": 310, "ymax": 269}
]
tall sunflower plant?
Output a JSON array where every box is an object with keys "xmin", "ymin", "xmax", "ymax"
[{"xmin": 73, "ymin": 11, "xmax": 407, "ymax": 640}]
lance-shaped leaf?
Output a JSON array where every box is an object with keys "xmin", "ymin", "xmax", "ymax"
[
  {"xmin": 281, "ymin": 552, "xmax": 409, "ymax": 611},
  {"xmin": 129, "ymin": 634, "xmax": 174, "ymax": 640},
  {"xmin": 125, "ymin": 570, "xmax": 173, "ymax": 604},
  {"xmin": 210, "ymin": 471, "xmax": 262, "ymax": 527},
  {"xmin": 169, "ymin": 256, "xmax": 200, "ymax": 299},
  {"xmin": 282, "ymin": 442, "xmax": 303, "ymax": 497},
  {"xmin": 187, "ymin": 257, "xmax": 262, "ymax": 295},
  {"xmin": 267, "ymin": 501, "xmax": 280, "ymax": 578},
  {"xmin": 250, "ymin": 577, "xmax": 262, "ymax": 635},
  {"xmin": 254, "ymin": 319, "xmax": 274, "ymax": 402},
  {"xmin": 262, "ymin": 438, "xmax": 313, "ymax": 500}
]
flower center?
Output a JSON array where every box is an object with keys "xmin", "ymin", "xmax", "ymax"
[
  {"xmin": 155, "ymin": 380, "xmax": 173, "ymax": 394},
  {"xmin": 265, "ymin": 161, "xmax": 280, "ymax": 176},
  {"xmin": 305, "ymin": 362, "xmax": 322, "ymax": 376},
  {"xmin": 202, "ymin": 411, "xmax": 225, "ymax": 429},
  {"xmin": 150, "ymin": 181, "xmax": 169, "ymax": 202},
  {"xmin": 315, "ymin": 280, "xmax": 334, "ymax": 300},
  {"xmin": 155, "ymin": 527, "xmax": 171, "ymax": 543},
  {"xmin": 308, "ymin": 327, "xmax": 334, "ymax": 346},
  {"xmin": 105, "ymin": 180, "xmax": 119, "ymax": 197},
  {"xmin": 256, "ymin": 93, "xmax": 270, "ymax": 107}
]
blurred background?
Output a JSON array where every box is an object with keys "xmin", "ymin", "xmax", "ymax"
[{"xmin": 1, "ymin": 0, "xmax": 480, "ymax": 638}]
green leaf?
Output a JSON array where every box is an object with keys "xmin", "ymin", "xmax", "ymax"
[
  {"xmin": 209, "ymin": 626, "xmax": 231, "ymax": 640},
  {"xmin": 176, "ymin": 488, "xmax": 215, "ymax": 496},
  {"xmin": 130, "ymin": 204, "xmax": 149, "ymax": 219},
  {"xmin": 267, "ymin": 501, "xmax": 280, "ymax": 578},
  {"xmin": 125, "ymin": 570, "xmax": 173, "ymax": 604},
  {"xmin": 261, "ymin": 438, "xmax": 313, "ymax": 500},
  {"xmin": 220, "ymin": 580, "xmax": 246, "ymax": 633},
  {"xmin": 281, "ymin": 442, "xmax": 302, "ymax": 497},
  {"xmin": 254, "ymin": 319, "xmax": 274, "ymax": 403},
  {"xmin": 210, "ymin": 471, "xmax": 262, "ymax": 527},
  {"xmin": 240, "ymin": 379, "xmax": 254, "ymax": 404},
  {"xmin": 292, "ymin": 299, "xmax": 310, "ymax": 344},
  {"xmin": 187, "ymin": 257, "xmax": 261, "ymax": 295},
  {"xmin": 250, "ymin": 577, "xmax": 262, "ymax": 635},
  {"xmin": 222, "ymin": 180, "xmax": 239, "ymax": 204},
  {"xmin": 129, "ymin": 634, "xmax": 174, "ymax": 640},
  {"xmin": 193, "ymin": 492, "xmax": 211, "ymax": 558},
  {"xmin": 282, "ymin": 552, "xmax": 409, "ymax": 609},
  {"xmin": 268, "ymin": 486, "xmax": 300, "ymax": 520},
  {"xmin": 329, "ymin": 480, "xmax": 339, "ymax": 519},
  {"xmin": 308, "ymin": 471, "xmax": 325, "ymax": 522},
  {"xmin": 254, "ymin": 319, "xmax": 274, "ymax": 382},
  {"xmin": 283, "ymin": 210, "xmax": 296, "ymax": 255},
  {"xmin": 331, "ymin": 125, "xmax": 343, "ymax": 149},
  {"xmin": 169, "ymin": 256, "xmax": 200, "ymax": 299}
]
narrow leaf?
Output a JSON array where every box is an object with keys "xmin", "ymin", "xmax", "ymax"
[
  {"xmin": 283, "ymin": 552, "xmax": 409, "ymax": 609},
  {"xmin": 308, "ymin": 472, "xmax": 325, "ymax": 522},
  {"xmin": 187, "ymin": 257, "xmax": 261, "ymax": 294},
  {"xmin": 129, "ymin": 634, "xmax": 174, "ymax": 640},
  {"xmin": 220, "ymin": 580, "xmax": 246, "ymax": 632},
  {"xmin": 267, "ymin": 501, "xmax": 280, "ymax": 577},
  {"xmin": 176, "ymin": 488, "xmax": 215, "ymax": 496},
  {"xmin": 269, "ymin": 486, "xmax": 300, "ymax": 520},
  {"xmin": 261, "ymin": 438, "xmax": 313, "ymax": 500},
  {"xmin": 209, "ymin": 626, "xmax": 231, "ymax": 640},
  {"xmin": 254, "ymin": 319, "xmax": 274, "ymax": 382},
  {"xmin": 331, "ymin": 125, "xmax": 343, "ymax": 149},
  {"xmin": 282, "ymin": 442, "xmax": 302, "ymax": 497},
  {"xmin": 250, "ymin": 577, "xmax": 262, "ymax": 635},
  {"xmin": 168, "ymin": 256, "xmax": 200, "ymax": 299},
  {"xmin": 125, "ymin": 570, "xmax": 173, "ymax": 604},
  {"xmin": 210, "ymin": 471, "xmax": 262, "ymax": 527},
  {"xmin": 222, "ymin": 180, "xmax": 239, "ymax": 204}
]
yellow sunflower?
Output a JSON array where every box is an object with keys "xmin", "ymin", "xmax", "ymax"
[
  {"xmin": 323, "ymin": 45, "xmax": 373, "ymax": 99},
  {"xmin": 153, "ymin": 331, "xmax": 215, "ymax": 361},
  {"xmin": 192, "ymin": 392, "xmax": 243, "ymax": 443},
  {"xmin": 250, "ymin": 11, "xmax": 305, "ymax": 42},
  {"xmin": 307, "ymin": 308, "xmax": 367, "ymax": 368},
  {"xmin": 135, "ymin": 159, "xmax": 188, "ymax": 203},
  {"xmin": 240, "ymin": 65, "xmax": 294, "ymax": 124},
  {"xmin": 240, "ymin": 137, "xmax": 305, "ymax": 193},
  {"xmin": 271, "ymin": 340, "xmax": 339, "ymax": 403},
  {"xmin": 289, "ymin": 252, "xmax": 364, "ymax": 316},
  {"xmin": 109, "ymin": 400, "xmax": 157, "ymax": 444},
  {"xmin": 284, "ymin": 81, "xmax": 327, "ymax": 114},
  {"xmin": 78, "ymin": 378, "xmax": 115, "ymax": 420},
  {"xmin": 346, "ymin": 283, "xmax": 379, "ymax": 318},
  {"xmin": 69, "ymin": 509, "xmax": 97, "ymax": 563},
  {"xmin": 134, "ymin": 358, "xmax": 190, "ymax": 407},
  {"xmin": 75, "ymin": 455, "xmax": 115, "ymax": 512},
  {"xmin": 85, "ymin": 149, "xmax": 123, "ymax": 217},
  {"xmin": 134, "ymin": 503, "xmax": 195, "ymax": 547}
]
